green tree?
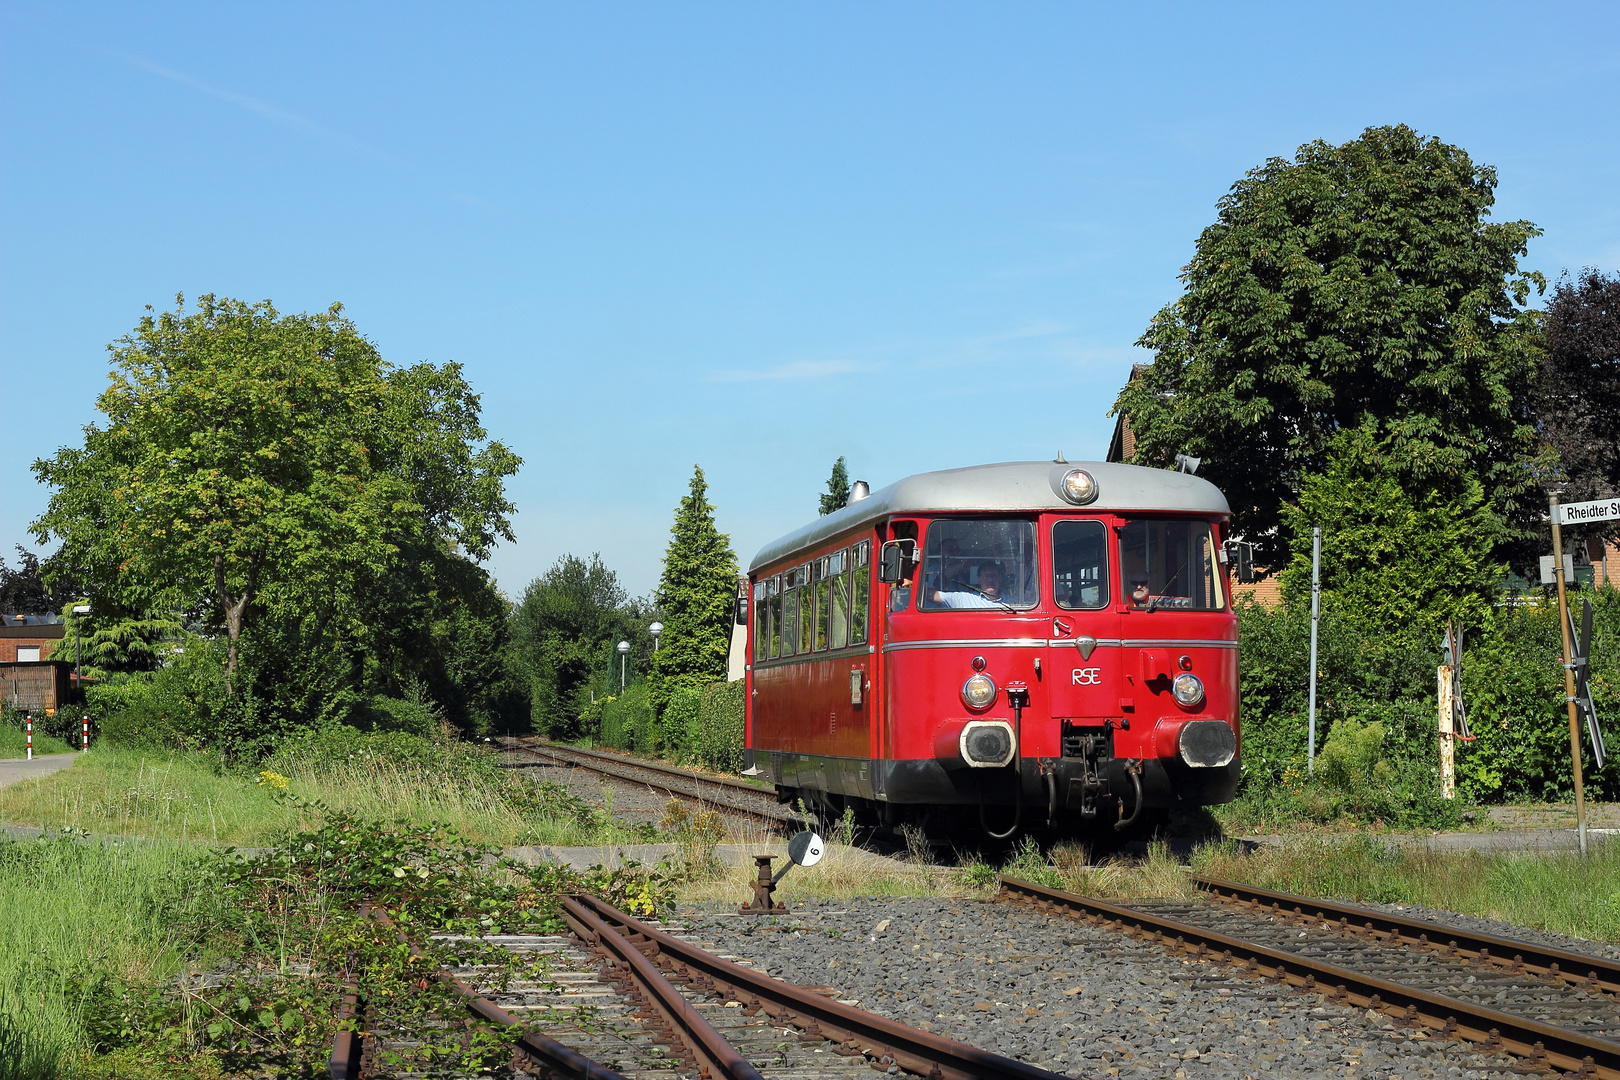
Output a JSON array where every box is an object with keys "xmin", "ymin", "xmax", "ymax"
[
  {"xmin": 818, "ymin": 456, "xmax": 851, "ymax": 516},
  {"xmin": 1277, "ymin": 424, "xmax": 1502, "ymax": 631},
  {"xmin": 511, "ymin": 553, "xmax": 631, "ymax": 735},
  {"xmin": 31, "ymin": 295, "xmax": 519, "ymax": 706},
  {"xmin": 1115, "ymin": 125, "xmax": 1545, "ymax": 570},
  {"xmin": 650, "ymin": 466, "xmax": 738, "ymax": 716},
  {"xmin": 1537, "ymin": 268, "xmax": 1620, "ymax": 549}
]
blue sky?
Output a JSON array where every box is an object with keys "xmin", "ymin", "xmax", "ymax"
[{"xmin": 3, "ymin": 2, "xmax": 1617, "ymax": 599}]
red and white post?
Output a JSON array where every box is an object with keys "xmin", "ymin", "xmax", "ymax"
[
  {"xmin": 82, "ymin": 716, "xmax": 89, "ymax": 752},
  {"xmin": 25, "ymin": 713, "xmax": 33, "ymax": 761}
]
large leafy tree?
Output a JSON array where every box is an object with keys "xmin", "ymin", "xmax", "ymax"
[
  {"xmin": 650, "ymin": 466, "xmax": 739, "ymax": 715},
  {"xmin": 32, "ymin": 295, "xmax": 519, "ymax": 701},
  {"xmin": 1115, "ymin": 125, "xmax": 1544, "ymax": 570},
  {"xmin": 1538, "ymin": 268, "xmax": 1620, "ymax": 545}
]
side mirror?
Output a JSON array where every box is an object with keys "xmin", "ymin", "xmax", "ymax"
[
  {"xmin": 878, "ymin": 540, "xmax": 914, "ymax": 584},
  {"xmin": 734, "ymin": 582, "xmax": 750, "ymax": 625},
  {"xmin": 1224, "ymin": 541, "xmax": 1257, "ymax": 584}
]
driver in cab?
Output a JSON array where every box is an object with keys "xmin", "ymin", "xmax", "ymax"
[{"xmin": 929, "ymin": 560, "xmax": 1012, "ymax": 609}]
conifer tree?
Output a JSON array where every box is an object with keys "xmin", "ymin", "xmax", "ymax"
[
  {"xmin": 818, "ymin": 456, "xmax": 851, "ymax": 515},
  {"xmin": 650, "ymin": 466, "xmax": 739, "ymax": 716}
]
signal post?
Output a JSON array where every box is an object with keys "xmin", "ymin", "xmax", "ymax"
[{"xmin": 1550, "ymin": 494, "xmax": 1620, "ymax": 857}]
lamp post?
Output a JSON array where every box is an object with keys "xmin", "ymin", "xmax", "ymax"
[
  {"xmin": 649, "ymin": 622, "xmax": 663, "ymax": 653},
  {"xmin": 72, "ymin": 604, "xmax": 90, "ymax": 700},
  {"xmin": 617, "ymin": 640, "xmax": 630, "ymax": 693}
]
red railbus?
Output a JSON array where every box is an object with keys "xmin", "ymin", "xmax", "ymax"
[{"xmin": 741, "ymin": 460, "xmax": 1239, "ymax": 838}]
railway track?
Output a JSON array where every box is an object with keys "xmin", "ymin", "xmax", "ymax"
[
  {"xmin": 505, "ymin": 739, "xmax": 802, "ymax": 829},
  {"xmin": 336, "ymin": 893, "xmax": 1071, "ymax": 1080},
  {"xmin": 1000, "ymin": 873, "xmax": 1620, "ymax": 1079}
]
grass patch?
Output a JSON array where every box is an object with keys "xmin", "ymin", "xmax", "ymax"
[
  {"xmin": 0, "ymin": 726, "xmax": 73, "ymax": 757},
  {"xmin": 0, "ymin": 731, "xmax": 651, "ymax": 847},
  {"xmin": 0, "ymin": 834, "xmax": 220, "ymax": 1080}
]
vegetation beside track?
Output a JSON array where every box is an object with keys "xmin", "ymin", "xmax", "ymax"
[
  {"xmin": 0, "ymin": 787, "xmax": 679, "ymax": 1079},
  {"xmin": 0, "ymin": 730, "xmax": 661, "ymax": 847}
]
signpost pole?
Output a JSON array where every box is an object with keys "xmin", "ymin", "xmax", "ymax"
[
  {"xmin": 1307, "ymin": 526, "xmax": 1321, "ymax": 774},
  {"xmin": 1438, "ymin": 659, "xmax": 1455, "ymax": 799},
  {"xmin": 1550, "ymin": 493, "xmax": 1589, "ymax": 858}
]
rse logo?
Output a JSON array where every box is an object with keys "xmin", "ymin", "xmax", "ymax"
[{"xmin": 1071, "ymin": 668, "xmax": 1101, "ymax": 685}]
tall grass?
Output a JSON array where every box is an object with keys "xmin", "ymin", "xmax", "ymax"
[{"xmin": 0, "ymin": 835, "xmax": 217, "ymax": 1080}]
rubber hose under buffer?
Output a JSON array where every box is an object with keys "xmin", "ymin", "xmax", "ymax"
[
  {"xmin": 981, "ymin": 686, "xmax": 1029, "ymax": 840},
  {"xmin": 1114, "ymin": 758, "xmax": 1143, "ymax": 832}
]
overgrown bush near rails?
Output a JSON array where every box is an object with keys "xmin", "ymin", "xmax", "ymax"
[
  {"xmin": 4, "ymin": 795, "xmax": 675, "ymax": 1079},
  {"xmin": 1225, "ymin": 585, "xmax": 1620, "ymax": 830}
]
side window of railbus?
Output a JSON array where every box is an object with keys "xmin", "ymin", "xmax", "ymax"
[
  {"xmin": 1053, "ymin": 519, "xmax": 1110, "ymax": 610},
  {"xmin": 1117, "ymin": 519, "xmax": 1227, "ymax": 611},
  {"xmin": 919, "ymin": 519, "xmax": 1038, "ymax": 611},
  {"xmin": 752, "ymin": 579, "xmax": 768, "ymax": 661},
  {"xmin": 829, "ymin": 548, "xmax": 850, "ymax": 650},
  {"xmin": 780, "ymin": 571, "xmax": 799, "ymax": 659},
  {"xmin": 850, "ymin": 540, "xmax": 870, "ymax": 645},
  {"xmin": 767, "ymin": 574, "xmax": 782, "ymax": 657},
  {"xmin": 814, "ymin": 556, "xmax": 832, "ymax": 650},
  {"xmin": 795, "ymin": 563, "xmax": 813, "ymax": 654}
]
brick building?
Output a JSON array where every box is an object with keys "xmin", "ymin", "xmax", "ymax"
[{"xmin": 0, "ymin": 613, "xmax": 66, "ymax": 663}]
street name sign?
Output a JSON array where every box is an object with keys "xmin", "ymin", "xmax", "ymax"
[{"xmin": 1557, "ymin": 497, "xmax": 1620, "ymax": 526}]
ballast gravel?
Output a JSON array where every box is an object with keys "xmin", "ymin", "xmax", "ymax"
[{"xmin": 678, "ymin": 896, "xmax": 1535, "ymax": 1079}]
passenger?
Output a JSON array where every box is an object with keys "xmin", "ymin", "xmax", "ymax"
[
  {"xmin": 930, "ymin": 561, "xmax": 1012, "ymax": 609},
  {"xmin": 1129, "ymin": 578, "xmax": 1152, "ymax": 609}
]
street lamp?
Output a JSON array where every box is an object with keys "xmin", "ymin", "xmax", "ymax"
[
  {"xmin": 71, "ymin": 605, "xmax": 90, "ymax": 698},
  {"xmin": 649, "ymin": 621, "xmax": 663, "ymax": 653},
  {"xmin": 616, "ymin": 640, "xmax": 630, "ymax": 693}
]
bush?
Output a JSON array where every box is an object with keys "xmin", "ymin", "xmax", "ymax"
[
  {"xmin": 662, "ymin": 687, "xmax": 701, "ymax": 760},
  {"xmin": 599, "ymin": 684, "xmax": 657, "ymax": 753},
  {"xmin": 693, "ymin": 680, "xmax": 745, "ymax": 772}
]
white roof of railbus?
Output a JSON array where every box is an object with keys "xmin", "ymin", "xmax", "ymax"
[{"xmin": 749, "ymin": 460, "xmax": 1230, "ymax": 573}]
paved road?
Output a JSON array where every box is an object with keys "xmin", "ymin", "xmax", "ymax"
[{"xmin": 0, "ymin": 754, "xmax": 79, "ymax": 788}]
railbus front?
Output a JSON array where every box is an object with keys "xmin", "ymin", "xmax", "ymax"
[{"xmin": 742, "ymin": 460, "xmax": 1239, "ymax": 837}]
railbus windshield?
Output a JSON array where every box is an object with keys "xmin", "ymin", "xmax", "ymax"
[
  {"xmin": 919, "ymin": 518, "xmax": 1038, "ymax": 611},
  {"xmin": 1118, "ymin": 518, "xmax": 1225, "ymax": 611}
]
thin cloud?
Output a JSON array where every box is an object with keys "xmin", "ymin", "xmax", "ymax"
[
  {"xmin": 122, "ymin": 53, "xmax": 383, "ymax": 158},
  {"xmin": 707, "ymin": 359, "xmax": 866, "ymax": 383}
]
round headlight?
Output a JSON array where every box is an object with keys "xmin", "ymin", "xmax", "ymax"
[
  {"xmin": 962, "ymin": 673, "xmax": 997, "ymax": 710},
  {"xmin": 1172, "ymin": 672, "xmax": 1205, "ymax": 708},
  {"xmin": 1060, "ymin": 468, "xmax": 1099, "ymax": 505}
]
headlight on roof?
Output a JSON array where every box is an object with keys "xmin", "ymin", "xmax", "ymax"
[
  {"xmin": 1172, "ymin": 672, "xmax": 1205, "ymax": 708},
  {"xmin": 962, "ymin": 673, "xmax": 997, "ymax": 710},
  {"xmin": 1060, "ymin": 468, "xmax": 1098, "ymax": 505}
]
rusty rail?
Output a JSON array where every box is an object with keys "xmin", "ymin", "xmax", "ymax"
[
  {"xmin": 563, "ymin": 897, "xmax": 766, "ymax": 1080},
  {"xmin": 365, "ymin": 906, "xmax": 631, "ymax": 1080},
  {"xmin": 571, "ymin": 892, "xmax": 1070, "ymax": 1080},
  {"xmin": 1194, "ymin": 874, "xmax": 1620, "ymax": 995},
  {"xmin": 1000, "ymin": 874, "xmax": 1620, "ymax": 1080},
  {"xmin": 507, "ymin": 742, "xmax": 801, "ymax": 827}
]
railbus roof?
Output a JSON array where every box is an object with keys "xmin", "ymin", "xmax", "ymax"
[{"xmin": 749, "ymin": 460, "xmax": 1230, "ymax": 572}]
